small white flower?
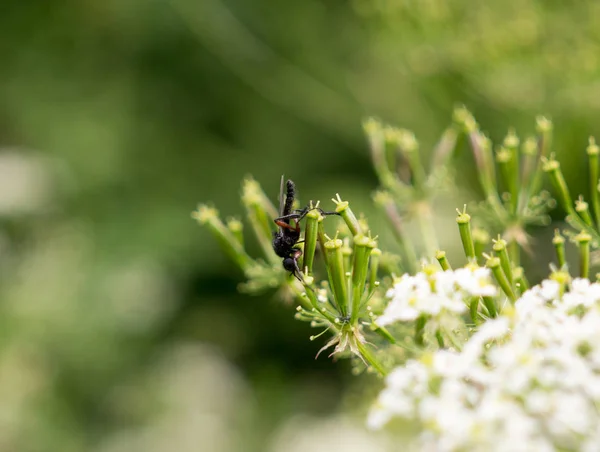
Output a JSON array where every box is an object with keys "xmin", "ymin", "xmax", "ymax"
[
  {"xmin": 366, "ymin": 406, "xmax": 392, "ymax": 430},
  {"xmin": 378, "ymin": 274, "xmax": 434, "ymax": 324},
  {"xmin": 539, "ymin": 279, "xmax": 561, "ymax": 300},
  {"xmin": 454, "ymin": 267, "xmax": 497, "ymax": 297},
  {"xmin": 525, "ymin": 389, "xmax": 551, "ymax": 415},
  {"xmin": 515, "ymin": 289, "xmax": 549, "ymax": 319},
  {"xmin": 378, "ymin": 270, "xmax": 473, "ymax": 326},
  {"xmin": 462, "ymin": 317, "xmax": 510, "ymax": 363},
  {"xmin": 432, "ymin": 270, "xmax": 456, "ymax": 296}
]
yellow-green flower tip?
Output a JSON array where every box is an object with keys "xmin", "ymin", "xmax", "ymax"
[
  {"xmin": 492, "ymin": 238, "xmax": 507, "ymax": 252},
  {"xmin": 371, "ymin": 247, "xmax": 382, "ymax": 256},
  {"xmin": 241, "ymin": 179, "xmax": 263, "ymax": 205},
  {"xmin": 553, "ymin": 230, "xmax": 565, "ymax": 244},
  {"xmin": 331, "ymin": 194, "xmax": 349, "ymax": 213},
  {"xmin": 536, "ymin": 116, "xmax": 553, "ymax": 133},
  {"xmin": 341, "ymin": 239, "xmax": 353, "ymax": 256},
  {"xmin": 242, "ymin": 177, "xmax": 260, "ymax": 194},
  {"xmin": 226, "ymin": 218, "xmax": 243, "ymax": 232},
  {"xmin": 383, "ymin": 126, "xmax": 400, "ymax": 144},
  {"xmin": 550, "ymin": 270, "xmax": 571, "ymax": 285},
  {"xmin": 335, "ymin": 201, "xmax": 349, "ymax": 213},
  {"xmin": 192, "ymin": 204, "xmax": 219, "ymax": 224},
  {"xmin": 354, "ymin": 234, "xmax": 375, "ymax": 248},
  {"xmin": 422, "ymin": 262, "xmax": 438, "ymax": 276},
  {"xmin": 496, "ymin": 147, "xmax": 512, "ymax": 163},
  {"xmin": 542, "ymin": 158, "xmax": 560, "ymax": 172},
  {"xmin": 435, "ymin": 250, "xmax": 446, "ymax": 260},
  {"xmin": 453, "ymin": 105, "xmax": 476, "ymax": 130},
  {"xmin": 398, "ymin": 130, "xmax": 418, "ymax": 152},
  {"xmin": 363, "ymin": 117, "xmax": 382, "ymax": 135},
  {"xmin": 324, "ymin": 238, "xmax": 344, "ymax": 249},
  {"xmin": 464, "ymin": 117, "xmax": 478, "ymax": 133},
  {"xmin": 485, "ymin": 256, "xmax": 501, "ymax": 268},
  {"xmin": 306, "ymin": 209, "xmax": 323, "ymax": 221},
  {"xmin": 503, "ymin": 129, "xmax": 519, "ymax": 149},
  {"xmin": 575, "ymin": 198, "xmax": 589, "ymax": 212},
  {"xmin": 472, "ymin": 227, "xmax": 491, "ymax": 244},
  {"xmin": 575, "ymin": 231, "xmax": 592, "ymax": 244},
  {"xmin": 373, "ymin": 190, "xmax": 392, "ymax": 206},
  {"xmin": 513, "ymin": 266, "xmax": 524, "ymax": 279},
  {"xmin": 522, "ymin": 137, "xmax": 537, "ymax": 155},
  {"xmin": 464, "ymin": 261, "xmax": 480, "ymax": 272},
  {"xmin": 456, "ymin": 212, "xmax": 471, "ymax": 224},
  {"xmin": 587, "ymin": 137, "xmax": 599, "ymax": 155}
]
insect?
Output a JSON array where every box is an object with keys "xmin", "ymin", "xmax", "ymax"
[{"xmin": 272, "ymin": 176, "xmax": 339, "ymax": 280}]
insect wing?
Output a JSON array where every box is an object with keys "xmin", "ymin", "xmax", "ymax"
[
  {"xmin": 277, "ymin": 175, "xmax": 285, "ymax": 231},
  {"xmin": 278, "ymin": 175, "xmax": 285, "ymax": 216}
]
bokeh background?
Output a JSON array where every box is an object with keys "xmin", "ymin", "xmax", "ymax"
[{"xmin": 1, "ymin": 1, "xmax": 599, "ymax": 451}]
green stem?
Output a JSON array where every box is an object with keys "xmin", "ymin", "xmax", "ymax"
[
  {"xmin": 544, "ymin": 158, "xmax": 576, "ymax": 217},
  {"xmin": 355, "ymin": 340, "xmax": 388, "ymax": 376},
  {"xmin": 469, "ymin": 297, "xmax": 480, "ymax": 324},
  {"xmin": 332, "ymin": 194, "xmax": 362, "ymax": 235},
  {"xmin": 553, "ymin": 230, "xmax": 566, "ymax": 269},
  {"xmin": 576, "ymin": 197, "xmax": 593, "ymax": 227},
  {"xmin": 369, "ymin": 248, "xmax": 381, "ymax": 290},
  {"xmin": 486, "ymin": 256, "xmax": 516, "ymax": 303},
  {"xmin": 302, "ymin": 209, "xmax": 322, "ymax": 274},
  {"xmin": 375, "ymin": 192, "xmax": 417, "ymax": 273},
  {"xmin": 493, "ymin": 238, "xmax": 513, "ymax": 286},
  {"xmin": 324, "ymin": 237, "xmax": 349, "ymax": 316},
  {"xmin": 351, "ymin": 235, "xmax": 375, "ymax": 322},
  {"xmin": 372, "ymin": 324, "xmax": 396, "ymax": 344},
  {"xmin": 497, "ymin": 147, "xmax": 517, "ymax": 214},
  {"xmin": 508, "ymin": 239, "xmax": 520, "ymax": 268},
  {"xmin": 435, "ymin": 250, "xmax": 452, "ymax": 271},
  {"xmin": 416, "ymin": 202, "xmax": 439, "ymax": 258},
  {"xmin": 587, "ymin": 137, "xmax": 600, "ymax": 229},
  {"xmin": 456, "ymin": 207, "xmax": 476, "ymax": 261},
  {"xmin": 576, "ymin": 231, "xmax": 591, "ymax": 279},
  {"xmin": 414, "ymin": 315, "xmax": 426, "ymax": 346},
  {"xmin": 435, "ymin": 330, "xmax": 444, "ymax": 348},
  {"xmin": 317, "ymin": 221, "xmax": 330, "ymax": 268},
  {"xmin": 482, "ymin": 296, "xmax": 498, "ymax": 317},
  {"xmin": 517, "ymin": 136, "xmax": 539, "ymax": 215}
]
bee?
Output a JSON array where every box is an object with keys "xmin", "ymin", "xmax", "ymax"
[{"xmin": 272, "ymin": 177, "xmax": 338, "ymax": 280}]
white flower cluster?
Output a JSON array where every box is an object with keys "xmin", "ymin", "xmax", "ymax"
[
  {"xmin": 369, "ymin": 277, "xmax": 600, "ymax": 451},
  {"xmin": 376, "ymin": 266, "xmax": 496, "ymax": 325}
]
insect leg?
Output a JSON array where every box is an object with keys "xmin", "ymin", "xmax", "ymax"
[
  {"xmin": 291, "ymin": 250, "xmax": 303, "ymax": 281},
  {"xmin": 274, "ymin": 219, "xmax": 301, "ymax": 233},
  {"xmin": 316, "ymin": 208, "xmax": 340, "ymax": 217},
  {"xmin": 275, "ymin": 207, "xmax": 308, "ymax": 222}
]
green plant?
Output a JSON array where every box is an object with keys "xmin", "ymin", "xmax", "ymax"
[{"xmin": 194, "ymin": 107, "xmax": 600, "ymax": 448}]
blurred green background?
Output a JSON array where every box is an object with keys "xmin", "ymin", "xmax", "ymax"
[{"xmin": 1, "ymin": 1, "xmax": 599, "ymax": 451}]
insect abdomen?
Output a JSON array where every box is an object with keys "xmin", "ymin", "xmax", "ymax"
[{"xmin": 283, "ymin": 179, "xmax": 296, "ymax": 216}]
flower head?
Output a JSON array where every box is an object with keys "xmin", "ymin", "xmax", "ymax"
[
  {"xmin": 377, "ymin": 267, "xmax": 496, "ymax": 327},
  {"xmin": 370, "ymin": 277, "xmax": 600, "ymax": 450}
]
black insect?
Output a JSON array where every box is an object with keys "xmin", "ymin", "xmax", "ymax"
[{"xmin": 272, "ymin": 177, "xmax": 338, "ymax": 280}]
